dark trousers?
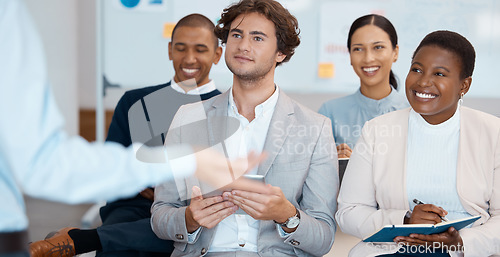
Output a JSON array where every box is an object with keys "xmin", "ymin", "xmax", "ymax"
[
  {"xmin": 0, "ymin": 253, "xmax": 29, "ymax": 257},
  {"xmin": 0, "ymin": 230, "xmax": 28, "ymax": 257},
  {"xmin": 95, "ymin": 195, "xmax": 174, "ymax": 257}
]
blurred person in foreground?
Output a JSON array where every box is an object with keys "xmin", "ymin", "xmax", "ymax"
[{"xmin": 0, "ymin": 1, "xmax": 268, "ymax": 256}]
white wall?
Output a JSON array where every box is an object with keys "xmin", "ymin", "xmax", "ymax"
[
  {"xmin": 22, "ymin": 0, "xmax": 500, "ymax": 139},
  {"xmin": 78, "ymin": 0, "xmax": 98, "ymax": 110},
  {"xmin": 23, "ymin": 0, "xmax": 101, "ymax": 134},
  {"xmin": 24, "ymin": 0, "xmax": 79, "ymax": 135}
]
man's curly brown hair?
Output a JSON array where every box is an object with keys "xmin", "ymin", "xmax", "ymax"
[{"xmin": 214, "ymin": 0, "xmax": 300, "ymax": 67}]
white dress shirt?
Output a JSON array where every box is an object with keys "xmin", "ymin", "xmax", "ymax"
[
  {"xmin": 209, "ymin": 86, "xmax": 279, "ymax": 252},
  {"xmin": 170, "ymin": 79, "xmax": 216, "ymax": 95}
]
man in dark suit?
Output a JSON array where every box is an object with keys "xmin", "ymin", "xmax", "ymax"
[{"xmin": 30, "ymin": 13, "xmax": 222, "ymax": 257}]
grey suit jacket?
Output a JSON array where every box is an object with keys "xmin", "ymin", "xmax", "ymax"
[{"xmin": 151, "ymin": 89, "xmax": 339, "ymax": 257}]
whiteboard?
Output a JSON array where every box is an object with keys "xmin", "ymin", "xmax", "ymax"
[{"xmin": 101, "ymin": 0, "xmax": 500, "ymax": 97}]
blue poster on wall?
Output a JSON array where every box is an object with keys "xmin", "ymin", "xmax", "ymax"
[
  {"xmin": 115, "ymin": 0, "xmax": 166, "ymax": 12},
  {"xmin": 120, "ymin": 0, "xmax": 140, "ymax": 8}
]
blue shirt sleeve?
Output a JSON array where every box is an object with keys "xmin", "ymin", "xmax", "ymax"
[{"xmin": 0, "ymin": 0, "xmax": 194, "ymax": 219}]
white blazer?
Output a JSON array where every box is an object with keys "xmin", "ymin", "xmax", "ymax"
[{"xmin": 336, "ymin": 107, "xmax": 500, "ymax": 257}]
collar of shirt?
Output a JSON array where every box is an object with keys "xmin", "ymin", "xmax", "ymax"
[
  {"xmin": 170, "ymin": 78, "xmax": 216, "ymax": 95},
  {"xmin": 228, "ymin": 85, "xmax": 279, "ymax": 123},
  {"xmin": 355, "ymin": 87, "xmax": 402, "ymax": 113},
  {"xmin": 409, "ymin": 104, "xmax": 460, "ymax": 133}
]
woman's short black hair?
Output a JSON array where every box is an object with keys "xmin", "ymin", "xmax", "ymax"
[{"xmin": 412, "ymin": 30, "xmax": 475, "ymax": 79}]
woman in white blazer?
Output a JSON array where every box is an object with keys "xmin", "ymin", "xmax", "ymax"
[{"xmin": 336, "ymin": 30, "xmax": 500, "ymax": 257}]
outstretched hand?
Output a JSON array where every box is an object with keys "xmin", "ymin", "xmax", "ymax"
[{"xmin": 194, "ymin": 150, "xmax": 270, "ymax": 194}]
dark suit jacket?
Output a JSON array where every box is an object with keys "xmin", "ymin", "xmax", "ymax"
[
  {"xmin": 101, "ymin": 81, "xmax": 221, "ymax": 219},
  {"xmin": 106, "ymin": 81, "xmax": 221, "ymax": 147}
]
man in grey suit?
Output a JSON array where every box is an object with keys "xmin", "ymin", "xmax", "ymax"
[{"xmin": 151, "ymin": 0, "xmax": 339, "ymax": 256}]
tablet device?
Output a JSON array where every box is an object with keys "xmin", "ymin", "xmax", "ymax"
[
  {"xmin": 339, "ymin": 158, "xmax": 349, "ymax": 183},
  {"xmin": 201, "ymin": 174, "xmax": 266, "ymax": 198}
]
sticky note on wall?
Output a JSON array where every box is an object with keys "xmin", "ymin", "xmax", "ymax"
[
  {"xmin": 318, "ymin": 62, "xmax": 334, "ymax": 78},
  {"xmin": 163, "ymin": 23, "xmax": 176, "ymax": 38}
]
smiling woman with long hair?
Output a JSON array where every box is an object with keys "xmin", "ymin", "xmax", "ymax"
[{"xmin": 319, "ymin": 14, "xmax": 408, "ymax": 159}]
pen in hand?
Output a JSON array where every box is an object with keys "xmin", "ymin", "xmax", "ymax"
[{"xmin": 413, "ymin": 199, "xmax": 449, "ymax": 222}]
